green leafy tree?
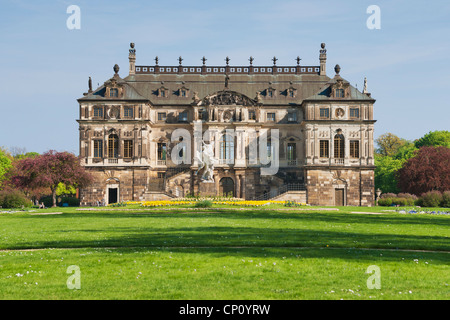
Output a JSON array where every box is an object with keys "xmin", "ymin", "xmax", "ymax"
[
  {"xmin": 374, "ymin": 154, "xmax": 404, "ymax": 194},
  {"xmin": 56, "ymin": 183, "xmax": 77, "ymax": 196},
  {"xmin": 415, "ymin": 130, "xmax": 450, "ymax": 148},
  {"xmin": 375, "ymin": 133, "xmax": 405, "ymax": 157},
  {"xmin": 14, "ymin": 152, "xmax": 39, "ymax": 160},
  {"xmin": 0, "ymin": 147, "xmax": 13, "ymax": 190},
  {"xmin": 393, "ymin": 141, "xmax": 418, "ymax": 161}
]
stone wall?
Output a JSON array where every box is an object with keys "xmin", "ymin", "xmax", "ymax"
[
  {"xmin": 306, "ymin": 168, "xmax": 374, "ymax": 206},
  {"xmin": 79, "ymin": 167, "xmax": 149, "ymax": 206}
]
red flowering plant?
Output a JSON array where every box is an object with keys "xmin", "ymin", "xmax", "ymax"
[{"xmin": 11, "ymin": 150, "xmax": 93, "ymax": 207}]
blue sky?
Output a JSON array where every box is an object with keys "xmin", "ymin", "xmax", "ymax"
[{"xmin": 0, "ymin": 0, "xmax": 449, "ymax": 154}]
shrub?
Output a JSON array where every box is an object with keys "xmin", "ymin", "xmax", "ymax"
[
  {"xmin": 419, "ymin": 191, "xmax": 443, "ymax": 208},
  {"xmin": 39, "ymin": 195, "xmax": 53, "ymax": 208},
  {"xmin": 0, "ymin": 189, "xmax": 31, "ymax": 208},
  {"xmin": 397, "ymin": 193, "xmax": 418, "ymax": 201},
  {"xmin": 378, "ymin": 197, "xmax": 393, "ymax": 206},
  {"xmin": 394, "ymin": 197, "xmax": 412, "ymax": 206},
  {"xmin": 194, "ymin": 200, "xmax": 213, "ymax": 208},
  {"xmin": 441, "ymin": 191, "xmax": 450, "ymax": 208},
  {"xmin": 59, "ymin": 197, "xmax": 80, "ymax": 207},
  {"xmin": 380, "ymin": 192, "xmax": 397, "ymax": 199}
]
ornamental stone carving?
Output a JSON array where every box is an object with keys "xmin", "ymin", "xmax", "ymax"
[{"xmin": 199, "ymin": 91, "xmax": 256, "ymax": 106}]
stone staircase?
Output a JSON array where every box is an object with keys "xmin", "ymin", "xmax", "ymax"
[{"xmin": 253, "ymin": 183, "xmax": 307, "ymax": 203}]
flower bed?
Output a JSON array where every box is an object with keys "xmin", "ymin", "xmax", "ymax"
[{"xmin": 123, "ymin": 199, "xmax": 308, "ymax": 208}]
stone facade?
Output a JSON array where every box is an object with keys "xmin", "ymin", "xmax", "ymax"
[{"xmin": 77, "ymin": 43, "xmax": 376, "ymax": 206}]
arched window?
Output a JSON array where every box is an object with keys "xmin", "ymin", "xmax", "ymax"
[
  {"xmin": 334, "ymin": 133, "xmax": 345, "ymax": 159},
  {"xmin": 108, "ymin": 134, "xmax": 119, "ymax": 158},
  {"xmin": 220, "ymin": 134, "xmax": 234, "ymax": 164}
]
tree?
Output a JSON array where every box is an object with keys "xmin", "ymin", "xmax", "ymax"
[
  {"xmin": 392, "ymin": 141, "xmax": 418, "ymax": 161},
  {"xmin": 397, "ymin": 146, "xmax": 450, "ymax": 195},
  {"xmin": 375, "ymin": 133, "xmax": 405, "ymax": 157},
  {"xmin": 415, "ymin": 130, "xmax": 450, "ymax": 149},
  {"xmin": 0, "ymin": 147, "xmax": 13, "ymax": 190},
  {"xmin": 14, "ymin": 152, "xmax": 39, "ymax": 160},
  {"xmin": 374, "ymin": 154, "xmax": 403, "ymax": 194},
  {"xmin": 12, "ymin": 150, "xmax": 93, "ymax": 207}
]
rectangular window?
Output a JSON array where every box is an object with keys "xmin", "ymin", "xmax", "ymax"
[
  {"xmin": 287, "ymin": 143, "xmax": 296, "ymax": 161},
  {"xmin": 124, "ymin": 140, "xmax": 133, "ymax": 159},
  {"xmin": 350, "ymin": 140, "xmax": 359, "ymax": 158},
  {"xmin": 93, "ymin": 140, "xmax": 103, "ymax": 158},
  {"xmin": 157, "ymin": 143, "xmax": 166, "ymax": 160},
  {"xmin": 178, "ymin": 111, "xmax": 188, "ymax": 122},
  {"xmin": 181, "ymin": 90, "xmax": 186, "ymax": 97},
  {"xmin": 319, "ymin": 108, "xmax": 329, "ymax": 119},
  {"xmin": 108, "ymin": 135, "xmax": 119, "ymax": 158},
  {"xmin": 157, "ymin": 172, "xmax": 165, "ymax": 179},
  {"xmin": 160, "ymin": 90, "xmax": 166, "ymax": 97},
  {"xmin": 124, "ymin": 107, "xmax": 134, "ymax": 119},
  {"xmin": 93, "ymin": 107, "xmax": 103, "ymax": 118},
  {"xmin": 334, "ymin": 135, "xmax": 345, "ymax": 159},
  {"xmin": 110, "ymin": 88, "xmax": 118, "ymax": 98},
  {"xmin": 157, "ymin": 112, "xmax": 167, "ymax": 121},
  {"xmin": 335, "ymin": 89, "xmax": 344, "ymax": 98},
  {"xmin": 267, "ymin": 113, "xmax": 275, "ymax": 122},
  {"xmin": 350, "ymin": 108, "xmax": 360, "ymax": 119},
  {"xmin": 320, "ymin": 140, "xmax": 329, "ymax": 158},
  {"xmin": 248, "ymin": 110, "xmax": 256, "ymax": 120},
  {"xmin": 198, "ymin": 110, "xmax": 206, "ymax": 120},
  {"xmin": 288, "ymin": 112, "xmax": 297, "ymax": 122}
]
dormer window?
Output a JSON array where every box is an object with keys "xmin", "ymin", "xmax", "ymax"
[
  {"xmin": 287, "ymin": 87, "xmax": 297, "ymax": 98},
  {"xmin": 158, "ymin": 87, "xmax": 169, "ymax": 98},
  {"xmin": 335, "ymin": 89, "xmax": 344, "ymax": 98},
  {"xmin": 266, "ymin": 87, "xmax": 276, "ymax": 98},
  {"xmin": 110, "ymin": 88, "xmax": 119, "ymax": 98},
  {"xmin": 178, "ymin": 86, "xmax": 189, "ymax": 98}
]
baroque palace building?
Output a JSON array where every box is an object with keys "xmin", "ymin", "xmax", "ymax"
[{"xmin": 77, "ymin": 43, "xmax": 376, "ymax": 206}]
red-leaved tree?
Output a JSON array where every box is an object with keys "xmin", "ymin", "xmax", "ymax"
[
  {"xmin": 396, "ymin": 146, "xmax": 450, "ymax": 196},
  {"xmin": 11, "ymin": 150, "xmax": 93, "ymax": 207}
]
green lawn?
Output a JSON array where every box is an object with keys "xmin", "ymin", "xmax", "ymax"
[{"xmin": 0, "ymin": 206, "xmax": 448, "ymax": 300}]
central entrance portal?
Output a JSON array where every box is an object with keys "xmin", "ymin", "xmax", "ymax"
[{"xmin": 220, "ymin": 177, "xmax": 235, "ymax": 197}]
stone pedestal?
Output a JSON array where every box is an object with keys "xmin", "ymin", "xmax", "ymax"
[{"xmin": 199, "ymin": 181, "xmax": 216, "ymax": 197}]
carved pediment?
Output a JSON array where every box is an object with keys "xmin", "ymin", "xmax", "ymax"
[{"xmin": 199, "ymin": 91, "xmax": 256, "ymax": 106}]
